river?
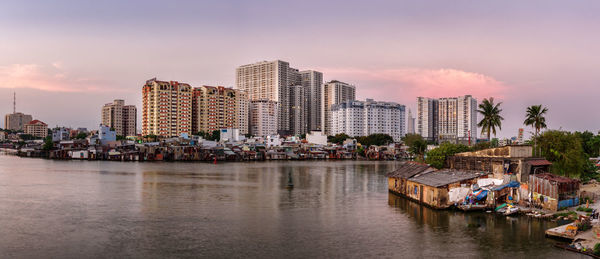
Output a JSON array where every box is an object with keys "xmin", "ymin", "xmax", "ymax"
[{"xmin": 0, "ymin": 155, "xmax": 586, "ymax": 258}]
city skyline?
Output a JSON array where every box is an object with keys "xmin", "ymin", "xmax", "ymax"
[{"xmin": 2, "ymin": 1, "xmax": 600, "ymax": 138}]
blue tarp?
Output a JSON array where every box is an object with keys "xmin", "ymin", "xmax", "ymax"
[{"xmin": 491, "ymin": 181, "xmax": 520, "ymax": 191}]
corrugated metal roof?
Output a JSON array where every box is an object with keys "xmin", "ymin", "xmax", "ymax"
[
  {"xmin": 386, "ymin": 162, "xmax": 434, "ymax": 178},
  {"xmin": 527, "ymin": 159, "xmax": 552, "ymax": 166},
  {"xmin": 410, "ymin": 169, "xmax": 485, "ymax": 188}
]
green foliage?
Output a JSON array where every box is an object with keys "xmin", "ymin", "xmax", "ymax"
[
  {"xmin": 553, "ymin": 211, "xmax": 577, "ymax": 218},
  {"xmin": 524, "ymin": 104, "xmax": 548, "ymax": 156},
  {"xmin": 490, "ymin": 138, "xmax": 499, "ymax": 148},
  {"xmin": 477, "ymin": 97, "xmax": 504, "ymax": 140},
  {"xmin": 328, "ymin": 133, "xmax": 351, "ymax": 145},
  {"xmin": 144, "ymin": 134, "xmax": 158, "ymax": 142},
  {"xmin": 403, "ymin": 133, "xmax": 427, "ymax": 158},
  {"xmin": 425, "ymin": 142, "xmax": 471, "ymax": 169},
  {"xmin": 576, "ymin": 206, "xmax": 594, "ymax": 212},
  {"xmin": 196, "ymin": 130, "xmax": 220, "ymax": 141},
  {"xmin": 355, "ymin": 134, "xmax": 394, "ymax": 146},
  {"xmin": 594, "ymin": 243, "xmax": 600, "ymax": 256},
  {"xmin": 575, "ymin": 131, "xmax": 600, "ymax": 158},
  {"xmin": 75, "ymin": 132, "xmax": 88, "ymax": 139},
  {"xmin": 42, "ymin": 136, "xmax": 53, "ymax": 151},
  {"xmin": 116, "ymin": 135, "xmax": 126, "ymax": 141},
  {"xmin": 471, "ymin": 142, "xmax": 491, "ymax": 151},
  {"xmin": 537, "ymin": 130, "xmax": 588, "ymax": 178}
]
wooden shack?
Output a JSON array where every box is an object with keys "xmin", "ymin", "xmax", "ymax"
[{"xmin": 530, "ymin": 173, "xmax": 580, "ymax": 211}]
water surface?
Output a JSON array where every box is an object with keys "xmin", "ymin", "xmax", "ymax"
[{"xmin": 0, "ymin": 155, "xmax": 584, "ymax": 258}]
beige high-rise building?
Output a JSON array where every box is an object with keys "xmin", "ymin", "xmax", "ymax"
[
  {"xmin": 192, "ymin": 86, "xmax": 247, "ymax": 134},
  {"xmin": 237, "ymin": 90, "xmax": 249, "ymax": 135},
  {"xmin": 142, "ymin": 78, "xmax": 192, "ymax": 137},
  {"xmin": 4, "ymin": 112, "xmax": 33, "ymax": 131},
  {"xmin": 322, "ymin": 80, "xmax": 356, "ymax": 135},
  {"xmin": 101, "ymin": 99, "xmax": 137, "ymax": 137},
  {"xmin": 249, "ymin": 100, "xmax": 278, "ymax": 137},
  {"xmin": 236, "ymin": 60, "xmax": 300, "ymax": 135},
  {"xmin": 24, "ymin": 120, "xmax": 48, "ymax": 138}
]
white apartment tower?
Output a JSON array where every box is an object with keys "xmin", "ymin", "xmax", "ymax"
[
  {"xmin": 416, "ymin": 97, "xmax": 438, "ymax": 141},
  {"xmin": 331, "ymin": 99, "xmax": 406, "ymax": 142},
  {"xmin": 322, "ymin": 80, "xmax": 356, "ymax": 135},
  {"xmin": 416, "ymin": 95, "xmax": 477, "ymax": 143},
  {"xmin": 300, "ymin": 70, "xmax": 323, "ymax": 132}
]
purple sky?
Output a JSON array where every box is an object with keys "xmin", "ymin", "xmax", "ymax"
[{"xmin": 1, "ymin": 0, "xmax": 599, "ymax": 138}]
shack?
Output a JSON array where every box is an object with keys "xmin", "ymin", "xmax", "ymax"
[
  {"xmin": 529, "ymin": 173, "xmax": 580, "ymax": 211},
  {"xmin": 387, "ymin": 162, "xmax": 489, "ymax": 209}
]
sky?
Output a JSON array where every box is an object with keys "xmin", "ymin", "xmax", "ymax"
[{"xmin": 1, "ymin": 0, "xmax": 599, "ymax": 139}]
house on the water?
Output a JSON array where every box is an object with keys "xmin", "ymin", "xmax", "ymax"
[
  {"xmin": 387, "ymin": 162, "xmax": 490, "ymax": 209},
  {"xmin": 529, "ymin": 173, "xmax": 580, "ymax": 211}
]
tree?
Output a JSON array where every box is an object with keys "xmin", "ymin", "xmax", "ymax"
[
  {"xmin": 425, "ymin": 142, "xmax": 471, "ymax": 169},
  {"xmin": 477, "ymin": 97, "xmax": 504, "ymax": 141},
  {"xmin": 42, "ymin": 136, "xmax": 54, "ymax": 151},
  {"xmin": 116, "ymin": 135, "xmax": 126, "ymax": 141},
  {"xmin": 403, "ymin": 133, "xmax": 427, "ymax": 159},
  {"xmin": 19, "ymin": 134, "xmax": 36, "ymax": 141},
  {"xmin": 355, "ymin": 134, "xmax": 394, "ymax": 146},
  {"xmin": 328, "ymin": 133, "xmax": 351, "ymax": 145},
  {"xmin": 537, "ymin": 130, "xmax": 587, "ymax": 178},
  {"xmin": 75, "ymin": 132, "xmax": 88, "ymax": 139},
  {"xmin": 211, "ymin": 130, "xmax": 221, "ymax": 141},
  {"xmin": 524, "ymin": 104, "xmax": 548, "ymax": 156}
]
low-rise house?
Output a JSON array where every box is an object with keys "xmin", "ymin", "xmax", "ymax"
[
  {"xmin": 52, "ymin": 127, "xmax": 71, "ymax": 142},
  {"xmin": 529, "ymin": 173, "xmax": 580, "ymax": 211},
  {"xmin": 306, "ymin": 131, "xmax": 327, "ymax": 145},
  {"xmin": 388, "ymin": 162, "xmax": 489, "ymax": 209}
]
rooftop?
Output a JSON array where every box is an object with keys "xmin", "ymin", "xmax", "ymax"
[
  {"xmin": 410, "ymin": 169, "xmax": 485, "ymax": 187},
  {"xmin": 386, "ymin": 162, "xmax": 434, "ymax": 178}
]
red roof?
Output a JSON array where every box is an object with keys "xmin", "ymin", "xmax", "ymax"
[
  {"xmin": 28, "ymin": 120, "xmax": 47, "ymax": 125},
  {"xmin": 527, "ymin": 159, "xmax": 552, "ymax": 166}
]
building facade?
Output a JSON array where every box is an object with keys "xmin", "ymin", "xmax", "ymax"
[
  {"xmin": 4, "ymin": 112, "xmax": 33, "ymax": 131},
  {"xmin": 288, "ymin": 85, "xmax": 305, "ymax": 136},
  {"xmin": 417, "ymin": 95, "xmax": 476, "ymax": 143},
  {"xmin": 300, "ymin": 70, "xmax": 323, "ymax": 132},
  {"xmin": 192, "ymin": 86, "xmax": 245, "ymax": 134},
  {"xmin": 331, "ymin": 99, "xmax": 406, "ymax": 142},
  {"xmin": 322, "ymin": 80, "xmax": 356, "ymax": 135},
  {"xmin": 236, "ymin": 60, "xmax": 299, "ymax": 134},
  {"xmin": 407, "ymin": 109, "xmax": 415, "ymax": 134},
  {"xmin": 249, "ymin": 100, "xmax": 278, "ymax": 137},
  {"xmin": 142, "ymin": 78, "xmax": 192, "ymax": 137},
  {"xmin": 102, "ymin": 99, "xmax": 137, "ymax": 137},
  {"xmin": 24, "ymin": 120, "xmax": 48, "ymax": 138}
]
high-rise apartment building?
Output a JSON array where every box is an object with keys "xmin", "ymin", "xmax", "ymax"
[
  {"xmin": 101, "ymin": 99, "xmax": 137, "ymax": 137},
  {"xmin": 289, "ymin": 85, "xmax": 305, "ymax": 135},
  {"xmin": 236, "ymin": 60, "xmax": 298, "ymax": 134},
  {"xmin": 237, "ymin": 91, "xmax": 249, "ymax": 135},
  {"xmin": 4, "ymin": 112, "xmax": 32, "ymax": 131},
  {"xmin": 331, "ymin": 99, "xmax": 406, "ymax": 142},
  {"xmin": 407, "ymin": 109, "xmax": 415, "ymax": 134},
  {"xmin": 416, "ymin": 95, "xmax": 477, "ymax": 143},
  {"xmin": 249, "ymin": 100, "xmax": 278, "ymax": 137},
  {"xmin": 417, "ymin": 97, "xmax": 438, "ymax": 141},
  {"xmin": 192, "ymin": 86, "xmax": 246, "ymax": 134},
  {"xmin": 142, "ymin": 78, "xmax": 192, "ymax": 137},
  {"xmin": 322, "ymin": 80, "xmax": 356, "ymax": 135},
  {"xmin": 300, "ymin": 70, "xmax": 323, "ymax": 132}
]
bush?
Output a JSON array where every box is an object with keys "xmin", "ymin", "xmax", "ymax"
[
  {"xmin": 576, "ymin": 206, "xmax": 594, "ymax": 212},
  {"xmin": 594, "ymin": 243, "xmax": 600, "ymax": 256}
]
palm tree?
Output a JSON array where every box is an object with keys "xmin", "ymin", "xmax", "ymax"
[
  {"xmin": 524, "ymin": 105, "xmax": 548, "ymax": 156},
  {"xmin": 478, "ymin": 97, "xmax": 504, "ymax": 141}
]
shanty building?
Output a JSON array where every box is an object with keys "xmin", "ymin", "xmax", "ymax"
[
  {"xmin": 529, "ymin": 173, "xmax": 580, "ymax": 211},
  {"xmin": 387, "ymin": 162, "xmax": 489, "ymax": 209},
  {"xmin": 446, "ymin": 145, "xmax": 552, "ymax": 183}
]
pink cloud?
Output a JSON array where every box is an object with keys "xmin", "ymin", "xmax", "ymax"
[
  {"xmin": 0, "ymin": 63, "xmax": 118, "ymax": 92},
  {"xmin": 318, "ymin": 67, "xmax": 509, "ymax": 104}
]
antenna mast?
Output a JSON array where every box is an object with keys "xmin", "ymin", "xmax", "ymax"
[{"xmin": 13, "ymin": 92, "xmax": 16, "ymax": 114}]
